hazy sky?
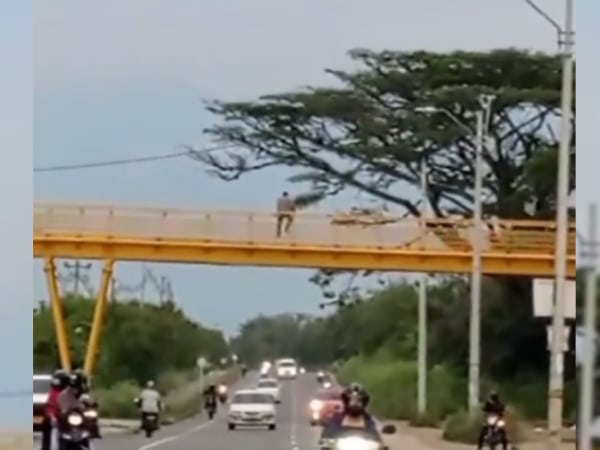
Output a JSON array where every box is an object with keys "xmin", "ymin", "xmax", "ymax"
[{"xmin": 15, "ymin": 0, "xmax": 593, "ymax": 427}]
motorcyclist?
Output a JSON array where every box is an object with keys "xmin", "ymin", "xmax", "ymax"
[
  {"xmin": 137, "ymin": 381, "xmax": 162, "ymax": 426},
  {"xmin": 478, "ymin": 391, "xmax": 508, "ymax": 450},
  {"xmin": 203, "ymin": 383, "xmax": 218, "ymax": 412},
  {"xmin": 71, "ymin": 369, "xmax": 90, "ymax": 393},
  {"xmin": 241, "ymin": 364, "xmax": 248, "ymax": 377},
  {"xmin": 41, "ymin": 369, "xmax": 68, "ymax": 450},
  {"xmin": 57, "ymin": 372, "xmax": 86, "ymax": 417},
  {"xmin": 321, "ymin": 383, "xmax": 380, "ymax": 443}
]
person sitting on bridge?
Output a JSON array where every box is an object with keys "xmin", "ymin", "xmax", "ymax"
[{"xmin": 276, "ymin": 191, "xmax": 296, "ymax": 237}]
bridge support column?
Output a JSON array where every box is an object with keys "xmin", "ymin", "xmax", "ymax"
[
  {"xmin": 83, "ymin": 259, "xmax": 114, "ymax": 376},
  {"xmin": 44, "ymin": 257, "xmax": 72, "ymax": 371}
]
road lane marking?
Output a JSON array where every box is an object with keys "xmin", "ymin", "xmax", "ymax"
[
  {"xmin": 138, "ymin": 435, "xmax": 179, "ymax": 450},
  {"xmin": 135, "ymin": 373, "xmax": 256, "ymax": 449},
  {"xmin": 136, "ymin": 414, "xmax": 217, "ymax": 449}
]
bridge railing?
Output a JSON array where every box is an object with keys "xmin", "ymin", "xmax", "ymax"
[{"xmin": 33, "ymin": 202, "xmax": 574, "ymax": 254}]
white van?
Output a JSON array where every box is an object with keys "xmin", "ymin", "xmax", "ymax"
[{"xmin": 275, "ymin": 358, "xmax": 298, "ymax": 379}]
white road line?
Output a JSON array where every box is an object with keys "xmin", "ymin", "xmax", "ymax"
[
  {"xmin": 138, "ymin": 435, "xmax": 179, "ymax": 450},
  {"xmin": 136, "ymin": 416, "xmax": 216, "ymax": 449},
  {"xmin": 135, "ymin": 373, "xmax": 255, "ymax": 450}
]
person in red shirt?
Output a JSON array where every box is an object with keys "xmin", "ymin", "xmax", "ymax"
[{"xmin": 41, "ymin": 370, "xmax": 68, "ymax": 450}]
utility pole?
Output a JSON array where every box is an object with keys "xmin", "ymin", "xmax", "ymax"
[
  {"xmin": 417, "ymin": 159, "xmax": 428, "ymax": 414},
  {"xmin": 580, "ymin": 204, "xmax": 598, "ymax": 450},
  {"xmin": 468, "ymin": 94, "xmax": 494, "ymax": 412},
  {"xmin": 64, "ymin": 261, "xmax": 92, "ymax": 296},
  {"xmin": 547, "ymin": 0, "xmax": 575, "ymax": 446}
]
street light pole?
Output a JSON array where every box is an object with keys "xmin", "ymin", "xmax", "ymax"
[
  {"xmin": 417, "ymin": 160, "xmax": 428, "ymax": 414},
  {"xmin": 548, "ymin": 0, "xmax": 575, "ymax": 445},
  {"xmin": 580, "ymin": 204, "xmax": 598, "ymax": 450},
  {"xmin": 468, "ymin": 108, "xmax": 485, "ymax": 413}
]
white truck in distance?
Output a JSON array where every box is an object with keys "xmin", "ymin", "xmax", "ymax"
[{"xmin": 275, "ymin": 358, "xmax": 298, "ymax": 379}]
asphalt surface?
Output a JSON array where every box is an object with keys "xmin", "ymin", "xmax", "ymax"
[
  {"xmin": 34, "ymin": 372, "xmax": 440, "ymax": 450},
  {"xmin": 95, "ymin": 373, "xmax": 322, "ymax": 450}
]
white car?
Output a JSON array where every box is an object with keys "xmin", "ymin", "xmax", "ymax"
[
  {"xmin": 275, "ymin": 358, "xmax": 298, "ymax": 379},
  {"xmin": 256, "ymin": 378, "xmax": 281, "ymax": 403},
  {"xmin": 228, "ymin": 389, "xmax": 277, "ymax": 430},
  {"xmin": 33, "ymin": 374, "xmax": 52, "ymax": 431}
]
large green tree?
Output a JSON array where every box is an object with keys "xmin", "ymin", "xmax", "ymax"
[
  {"xmin": 33, "ymin": 295, "xmax": 230, "ymax": 386},
  {"xmin": 196, "ymin": 48, "xmax": 575, "ymax": 220},
  {"xmin": 193, "ymin": 48, "xmax": 575, "ymax": 300},
  {"xmin": 232, "ymin": 277, "xmax": 580, "ymax": 380}
]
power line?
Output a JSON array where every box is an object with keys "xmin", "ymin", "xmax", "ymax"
[{"xmin": 33, "ymin": 144, "xmax": 236, "ymax": 173}]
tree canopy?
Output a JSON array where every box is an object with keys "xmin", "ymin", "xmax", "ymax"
[
  {"xmin": 33, "ymin": 295, "xmax": 230, "ymax": 387},
  {"xmin": 231, "ymin": 276, "xmax": 579, "ymax": 382},
  {"xmin": 197, "ymin": 48, "xmax": 575, "ymax": 220},
  {"xmin": 192, "ymin": 47, "xmax": 576, "ymax": 300}
]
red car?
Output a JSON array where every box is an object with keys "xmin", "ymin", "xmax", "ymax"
[{"xmin": 309, "ymin": 388, "xmax": 344, "ymax": 426}]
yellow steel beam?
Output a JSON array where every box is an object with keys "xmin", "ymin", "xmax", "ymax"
[
  {"xmin": 83, "ymin": 259, "xmax": 114, "ymax": 376},
  {"xmin": 43, "ymin": 257, "xmax": 72, "ymax": 371},
  {"xmin": 33, "ymin": 235, "xmax": 576, "ymax": 278}
]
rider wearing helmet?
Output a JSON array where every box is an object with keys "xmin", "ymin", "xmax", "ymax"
[
  {"xmin": 57, "ymin": 371, "xmax": 86, "ymax": 417},
  {"xmin": 138, "ymin": 380, "xmax": 162, "ymax": 422},
  {"xmin": 478, "ymin": 391, "xmax": 508, "ymax": 450},
  {"xmin": 321, "ymin": 383, "xmax": 380, "ymax": 442},
  {"xmin": 41, "ymin": 369, "xmax": 68, "ymax": 450},
  {"xmin": 203, "ymin": 383, "xmax": 218, "ymax": 410},
  {"xmin": 71, "ymin": 369, "xmax": 90, "ymax": 394}
]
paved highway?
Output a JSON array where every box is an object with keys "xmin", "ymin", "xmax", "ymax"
[
  {"xmin": 95, "ymin": 373, "xmax": 321, "ymax": 450},
  {"xmin": 89, "ymin": 372, "xmax": 438, "ymax": 450}
]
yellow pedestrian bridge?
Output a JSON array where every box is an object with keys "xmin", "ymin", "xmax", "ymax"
[{"xmin": 32, "ymin": 201, "xmax": 576, "ymax": 375}]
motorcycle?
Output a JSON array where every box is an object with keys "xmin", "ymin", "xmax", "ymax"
[
  {"xmin": 317, "ymin": 371, "xmax": 325, "ymax": 383},
  {"xmin": 319, "ymin": 436, "xmax": 387, "ymax": 450},
  {"xmin": 205, "ymin": 399, "xmax": 217, "ymax": 420},
  {"xmin": 217, "ymin": 384, "xmax": 228, "ymax": 404},
  {"xmin": 134, "ymin": 398, "xmax": 160, "ymax": 438},
  {"xmin": 318, "ymin": 424, "xmax": 395, "ymax": 450},
  {"xmin": 58, "ymin": 409, "xmax": 91, "ymax": 450},
  {"xmin": 483, "ymin": 414, "xmax": 506, "ymax": 450},
  {"xmin": 141, "ymin": 413, "xmax": 159, "ymax": 438},
  {"xmin": 81, "ymin": 394, "xmax": 100, "ymax": 439}
]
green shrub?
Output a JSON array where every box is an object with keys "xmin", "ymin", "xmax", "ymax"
[
  {"xmin": 409, "ymin": 410, "xmax": 439, "ymax": 428},
  {"xmin": 442, "ymin": 409, "xmax": 481, "ymax": 443},
  {"xmin": 157, "ymin": 370, "xmax": 195, "ymax": 393},
  {"xmin": 442, "ymin": 406, "xmax": 525, "ymax": 445},
  {"xmin": 95, "ymin": 381, "xmax": 140, "ymax": 419},
  {"xmin": 95, "ymin": 368, "xmax": 239, "ymax": 420},
  {"xmin": 337, "ymin": 356, "xmax": 464, "ymax": 422}
]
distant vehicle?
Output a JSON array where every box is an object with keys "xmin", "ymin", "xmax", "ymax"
[
  {"xmin": 309, "ymin": 388, "xmax": 344, "ymax": 426},
  {"xmin": 275, "ymin": 358, "xmax": 298, "ymax": 379},
  {"xmin": 33, "ymin": 374, "xmax": 52, "ymax": 432},
  {"xmin": 259, "ymin": 360, "xmax": 272, "ymax": 376},
  {"xmin": 256, "ymin": 378, "xmax": 281, "ymax": 403},
  {"xmin": 228, "ymin": 389, "xmax": 277, "ymax": 430}
]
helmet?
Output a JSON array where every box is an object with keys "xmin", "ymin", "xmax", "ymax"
[
  {"xmin": 341, "ymin": 383, "xmax": 369, "ymax": 417},
  {"xmin": 146, "ymin": 380, "xmax": 155, "ymax": 388},
  {"xmin": 67, "ymin": 372, "xmax": 81, "ymax": 389},
  {"xmin": 72, "ymin": 369, "xmax": 89, "ymax": 390},
  {"xmin": 489, "ymin": 391, "xmax": 499, "ymax": 401},
  {"xmin": 51, "ymin": 369, "xmax": 69, "ymax": 389}
]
